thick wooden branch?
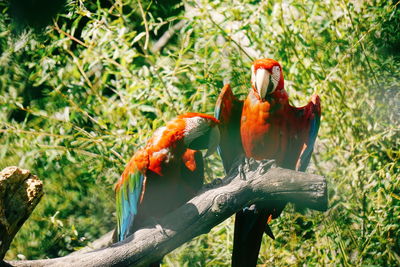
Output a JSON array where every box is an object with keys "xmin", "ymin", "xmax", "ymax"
[
  {"xmin": 5, "ymin": 159, "xmax": 327, "ymax": 267},
  {"xmin": 68, "ymin": 230, "xmax": 114, "ymax": 256},
  {"xmin": 0, "ymin": 167, "xmax": 43, "ymax": 260}
]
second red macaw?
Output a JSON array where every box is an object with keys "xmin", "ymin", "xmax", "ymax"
[
  {"xmin": 215, "ymin": 58, "xmax": 321, "ymax": 267},
  {"xmin": 115, "ymin": 113, "xmax": 219, "ymax": 266}
]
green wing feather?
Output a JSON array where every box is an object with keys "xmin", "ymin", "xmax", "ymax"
[{"xmin": 116, "ymin": 168, "xmax": 145, "ymax": 241}]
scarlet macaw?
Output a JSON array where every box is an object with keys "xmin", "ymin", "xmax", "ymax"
[
  {"xmin": 215, "ymin": 58, "xmax": 321, "ymax": 267},
  {"xmin": 115, "ymin": 113, "xmax": 220, "ymax": 265}
]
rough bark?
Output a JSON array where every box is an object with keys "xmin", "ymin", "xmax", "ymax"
[
  {"xmin": 0, "ymin": 167, "xmax": 43, "ymax": 260},
  {"xmin": 68, "ymin": 230, "xmax": 114, "ymax": 256},
  {"xmin": 4, "ymin": 159, "xmax": 327, "ymax": 267}
]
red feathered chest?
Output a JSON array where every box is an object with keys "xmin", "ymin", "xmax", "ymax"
[{"xmin": 240, "ymin": 90, "xmax": 291, "ymax": 165}]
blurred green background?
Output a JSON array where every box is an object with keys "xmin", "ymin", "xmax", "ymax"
[{"xmin": 0, "ymin": 0, "xmax": 399, "ymax": 265}]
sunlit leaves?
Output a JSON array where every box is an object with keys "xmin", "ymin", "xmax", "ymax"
[{"xmin": 0, "ymin": 0, "xmax": 399, "ymax": 265}]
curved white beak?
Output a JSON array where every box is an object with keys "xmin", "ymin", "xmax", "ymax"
[{"xmin": 255, "ymin": 68, "xmax": 270, "ymax": 99}]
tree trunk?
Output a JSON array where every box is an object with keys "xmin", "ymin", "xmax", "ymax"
[{"xmin": 0, "ymin": 167, "xmax": 43, "ymax": 260}]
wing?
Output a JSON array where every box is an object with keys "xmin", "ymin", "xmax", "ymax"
[
  {"xmin": 214, "ymin": 84, "xmax": 244, "ymax": 173},
  {"xmin": 293, "ymin": 94, "xmax": 321, "ymax": 171},
  {"xmin": 181, "ymin": 149, "xmax": 205, "ymax": 197},
  {"xmin": 115, "ymin": 153, "xmax": 148, "ymax": 241}
]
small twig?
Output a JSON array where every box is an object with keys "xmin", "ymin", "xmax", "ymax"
[
  {"xmin": 151, "ymin": 20, "xmax": 187, "ymax": 53},
  {"xmin": 37, "ymin": 144, "xmax": 102, "ymax": 158},
  {"xmin": 341, "ymin": 0, "xmax": 380, "ymax": 87},
  {"xmin": 0, "ymin": 128, "xmax": 72, "ymax": 140},
  {"xmin": 140, "ymin": 45, "xmax": 180, "ymax": 115},
  {"xmin": 206, "ymin": 13, "xmax": 254, "ymax": 62},
  {"xmin": 53, "ymin": 86, "xmax": 107, "ymax": 130},
  {"xmin": 192, "ymin": 1, "xmax": 254, "ymax": 61},
  {"xmin": 321, "ymin": 28, "xmax": 374, "ymax": 86},
  {"xmin": 279, "ymin": 2, "xmax": 310, "ymax": 80},
  {"xmin": 110, "ymin": 148, "xmax": 125, "ymax": 163},
  {"xmin": 52, "ymin": 21, "xmax": 89, "ymax": 48},
  {"xmin": 150, "ymin": 63, "xmax": 180, "ymax": 114},
  {"xmin": 137, "ymin": 0, "xmax": 150, "ymax": 50},
  {"xmin": 65, "ymin": 50, "xmax": 93, "ymax": 88}
]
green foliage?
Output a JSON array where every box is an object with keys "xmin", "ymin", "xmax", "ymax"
[{"xmin": 0, "ymin": 0, "xmax": 399, "ymax": 265}]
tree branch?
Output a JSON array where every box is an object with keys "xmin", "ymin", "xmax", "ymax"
[
  {"xmin": 0, "ymin": 167, "xmax": 43, "ymax": 260},
  {"xmin": 151, "ymin": 20, "xmax": 186, "ymax": 53},
  {"xmin": 4, "ymin": 158, "xmax": 327, "ymax": 267},
  {"xmin": 68, "ymin": 230, "xmax": 115, "ymax": 256}
]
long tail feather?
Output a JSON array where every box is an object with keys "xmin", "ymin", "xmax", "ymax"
[
  {"xmin": 264, "ymin": 223, "xmax": 275, "ymax": 240},
  {"xmin": 232, "ymin": 209, "xmax": 269, "ymax": 267},
  {"xmin": 116, "ymin": 171, "xmax": 144, "ymax": 241}
]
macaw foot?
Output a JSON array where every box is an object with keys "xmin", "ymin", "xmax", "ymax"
[
  {"xmin": 238, "ymin": 162, "xmax": 247, "ymax": 181},
  {"xmin": 211, "ymin": 178, "xmax": 223, "ymax": 186},
  {"xmin": 239, "ymin": 157, "xmax": 261, "ymax": 180},
  {"xmin": 264, "ymin": 223, "xmax": 275, "ymax": 240},
  {"xmin": 155, "ymin": 223, "xmax": 168, "ymax": 237},
  {"xmin": 240, "ymin": 157, "xmax": 256, "ymax": 180},
  {"xmin": 149, "ymin": 217, "xmax": 169, "ymax": 238},
  {"xmin": 258, "ymin": 159, "xmax": 276, "ymax": 175},
  {"xmin": 204, "ymin": 178, "xmax": 223, "ymax": 189}
]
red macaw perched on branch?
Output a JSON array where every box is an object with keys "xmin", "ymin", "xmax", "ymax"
[
  {"xmin": 215, "ymin": 58, "xmax": 321, "ymax": 267},
  {"xmin": 115, "ymin": 113, "xmax": 220, "ymax": 266}
]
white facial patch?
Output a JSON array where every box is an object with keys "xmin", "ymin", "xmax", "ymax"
[
  {"xmin": 251, "ymin": 63, "xmax": 281, "ymax": 99},
  {"xmin": 271, "ymin": 66, "xmax": 280, "ymax": 90},
  {"xmin": 183, "ymin": 117, "xmax": 209, "ymax": 145}
]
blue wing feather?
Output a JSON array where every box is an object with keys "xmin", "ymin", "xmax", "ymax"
[
  {"xmin": 298, "ymin": 99, "xmax": 321, "ymax": 171},
  {"xmin": 116, "ymin": 171, "xmax": 144, "ymax": 241},
  {"xmin": 214, "ymin": 88, "xmax": 224, "ymax": 163}
]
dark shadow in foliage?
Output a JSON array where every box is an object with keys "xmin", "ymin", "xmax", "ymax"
[
  {"xmin": 294, "ymin": 216, "xmax": 314, "ymax": 240},
  {"xmin": 9, "ymin": 84, "xmax": 46, "ymax": 122},
  {"xmin": 371, "ymin": 1, "xmax": 400, "ymax": 56},
  {"xmin": 7, "ymin": 0, "xmax": 67, "ymax": 31}
]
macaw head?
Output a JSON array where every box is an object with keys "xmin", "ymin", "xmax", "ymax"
[
  {"xmin": 251, "ymin": 58, "xmax": 284, "ymax": 99},
  {"xmin": 180, "ymin": 113, "xmax": 220, "ymax": 157}
]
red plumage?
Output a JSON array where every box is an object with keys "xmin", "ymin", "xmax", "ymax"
[
  {"xmin": 215, "ymin": 58, "xmax": 321, "ymax": 267},
  {"xmin": 115, "ymin": 113, "xmax": 219, "ymax": 266}
]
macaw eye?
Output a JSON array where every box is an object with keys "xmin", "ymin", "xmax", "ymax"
[{"xmin": 271, "ymin": 66, "xmax": 280, "ymax": 90}]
